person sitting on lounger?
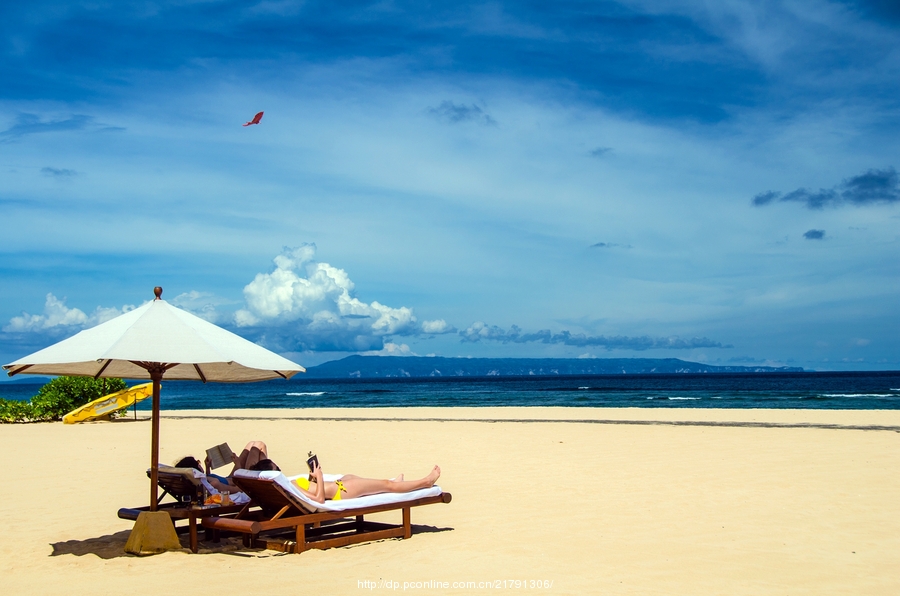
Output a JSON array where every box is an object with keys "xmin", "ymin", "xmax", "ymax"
[
  {"xmin": 249, "ymin": 458, "xmax": 441, "ymax": 503},
  {"xmin": 176, "ymin": 440, "xmax": 269, "ymax": 493}
]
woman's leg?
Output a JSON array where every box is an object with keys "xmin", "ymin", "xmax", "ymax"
[
  {"xmin": 339, "ymin": 466, "xmax": 440, "ymax": 499},
  {"xmin": 231, "ymin": 440, "xmax": 268, "ymax": 474}
]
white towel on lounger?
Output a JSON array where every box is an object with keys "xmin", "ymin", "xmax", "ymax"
[{"xmin": 233, "ymin": 469, "xmax": 442, "ymax": 513}]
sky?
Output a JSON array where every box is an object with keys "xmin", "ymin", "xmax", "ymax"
[{"xmin": 1, "ymin": 0, "xmax": 898, "ymax": 372}]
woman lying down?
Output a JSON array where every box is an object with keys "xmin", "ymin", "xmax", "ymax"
[{"xmin": 249, "ymin": 458, "xmax": 441, "ymax": 503}]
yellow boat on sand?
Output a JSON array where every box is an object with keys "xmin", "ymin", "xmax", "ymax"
[{"xmin": 62, "ymin": 383, "xmax": 154, "ymax": 424}]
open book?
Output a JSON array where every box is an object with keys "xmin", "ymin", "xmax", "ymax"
[{"xmin": 205, "ymin": 442, "xmax": 235, "ymax": 470}]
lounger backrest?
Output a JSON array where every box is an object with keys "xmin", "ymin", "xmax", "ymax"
[
  {"xmin": 231, "ymin": 475, "xmax": 310, "ymax": 516},
  {"xmin": 147, "ymin": 467, "xmax": 203, "ymax": 502}
]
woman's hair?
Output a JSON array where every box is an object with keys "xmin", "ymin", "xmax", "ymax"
[
  {"xmin": 249, "ymin": 458, "xmax": 280, "ymax": 472},
  {"xmin": 175, "ymin": 456, "xmax": 202, "ymax": 471}
]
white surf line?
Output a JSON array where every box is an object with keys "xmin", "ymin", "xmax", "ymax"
[{"xmin": 160, "ymin": 415, "xmax": 900, "ymax": 432}]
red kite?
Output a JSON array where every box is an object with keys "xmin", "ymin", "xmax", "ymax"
[{"xmin": 243, "ymin": 111, "xmax": 264, "ymax": 126}]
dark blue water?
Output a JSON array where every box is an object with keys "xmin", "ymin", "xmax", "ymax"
[{"xmin": 4, "ymin": 372, "xmax": 899, "ymax": 409}]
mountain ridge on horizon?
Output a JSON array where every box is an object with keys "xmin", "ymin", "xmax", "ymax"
[{"xmin": 303, "ymin": 355, "xmax": 804, "ymax": 378}]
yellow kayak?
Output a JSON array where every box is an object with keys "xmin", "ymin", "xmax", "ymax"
[{"xmin": 63, "ymin": 383, "xmax": 154, "ymax": 424}]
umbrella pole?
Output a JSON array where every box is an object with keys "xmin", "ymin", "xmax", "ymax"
[{"xmin": 149, "ymin": 371, "xmax": 162, "ymax": 511}]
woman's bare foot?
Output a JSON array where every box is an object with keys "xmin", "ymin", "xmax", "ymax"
[{"xmin": 425, "ymin": 465, "xmax": 441, "ymax": 486}]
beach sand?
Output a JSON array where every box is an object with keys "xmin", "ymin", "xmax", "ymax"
[{"xmin": 2, "ymin": 407, "xmax": 898, "ymax": 595}]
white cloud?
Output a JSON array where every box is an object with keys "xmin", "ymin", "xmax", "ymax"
[
  {"xmin": 421, "ymin": 319, "xmax": 455, "ymax": 334},
  {"xmin": 363, "ymin": 342, "xmax": 415, "ymax": 356},
  {"xmin": 234, "ymin": 244, "xmax": 426, "ymax": 351},
  {"xmin": 1, "ymin": 247, "xmax": 454, "ymax": 354},
  {"xmin": 3, "ymin": 293, "xmax": 135, "ymax": 333}
]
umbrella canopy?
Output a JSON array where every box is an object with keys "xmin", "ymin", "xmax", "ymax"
[{"xmin": 3, "ymin": 287, "xmax": 304, "ymax": 509}]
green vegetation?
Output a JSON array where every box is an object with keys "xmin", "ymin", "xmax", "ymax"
[{"xmin": 0, "ymin": 376, "xmax": 127, "ymax": 423}]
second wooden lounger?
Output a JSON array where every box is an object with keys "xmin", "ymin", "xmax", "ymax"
[{"xmin": 201, "ymin": 470, "xmax": 451, "ymax": 553}]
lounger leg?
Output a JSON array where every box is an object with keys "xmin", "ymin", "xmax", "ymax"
[
  {"xmin": 355, "ymin": 515, "xmax": 364, "ymax": 533},
  {"xmin": 402, "ymin": 507, "xmax": 411, "ymax": 539},
  {"xmin": 295, "ymin": 524, "xmax": 307, "ymax": 553}
]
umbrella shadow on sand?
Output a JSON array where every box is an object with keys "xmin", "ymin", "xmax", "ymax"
[{"xmin": 50, "ymin": 530, "xmax": 138, "ymax": 559}]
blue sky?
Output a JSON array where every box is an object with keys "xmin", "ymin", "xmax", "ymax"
[{"xmin": 1, "ymin": 0, "xmax": 898, "ymax": 372}]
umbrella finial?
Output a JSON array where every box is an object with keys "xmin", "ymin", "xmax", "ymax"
[{"xmin": 153, "ymin": 287, "xmax": 163, "ymax": 300}]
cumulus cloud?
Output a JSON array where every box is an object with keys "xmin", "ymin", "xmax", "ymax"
[
  {"xmin": 428, "ymin": 101, "xmax": 497, "ymax": 125},
  {"xmin": 3, "ymin": 294, "xmax": 134, "ymax": 334},
  {"xmin": 752, "ymin": 167, "xmax": 900, "ymax": 209},
  {"xmin": 234, "ymin": 244, "xmax": 450, "ymax": 352},
  {"xmin": 459, "ymin": 322, "xmax": 730, "ymax": 350},
  {"xmin": 803, "ymin": 229, "xmax": 825, "ymax": 240},
  {"xmin": 363, "ymin": 342, "xmax": 416, "ymax": 356},
  {"xmin": 1, "ymin": 246, "xmax": 455, "ymax": 354},
  {"xmin": 421, "ymin": 319, "xmax": 455, "ymax": 334}
]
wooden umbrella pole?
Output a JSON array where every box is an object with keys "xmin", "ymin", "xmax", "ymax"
[{"xmin": 149, "ymin": 369, "xmax": 163, "ymax": 511}]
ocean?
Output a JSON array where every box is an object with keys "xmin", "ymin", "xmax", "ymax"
[{"xmin": 3, "ymin": 371, "xmax": 899, "ymax": 410}]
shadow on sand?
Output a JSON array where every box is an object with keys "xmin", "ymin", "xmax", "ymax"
[
  {"xmin": 50, "ymin": 530, "xmax": 135, "ymax": 559},
  {"xmin": 50, "ymin": 524, "xmax": 454, "ymax": 558}
]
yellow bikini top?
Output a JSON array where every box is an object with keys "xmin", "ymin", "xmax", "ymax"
[{"xmin": 292, "ymin": 477, "xmax": 346, "ymax": 500}]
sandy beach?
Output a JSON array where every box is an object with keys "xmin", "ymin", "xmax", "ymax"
[{"xmin": 2, "ymin": 407, "xmax": 898, "ymax": 595}]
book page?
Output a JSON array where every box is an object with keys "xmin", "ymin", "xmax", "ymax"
[{"xmin": 205, "ymin": 442, "xmax": 234, "ymax": 470}]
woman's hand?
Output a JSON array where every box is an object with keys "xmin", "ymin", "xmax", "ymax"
[{"xmin": 312, "ymin": 461, "xmax": 324, "ymax": 484}]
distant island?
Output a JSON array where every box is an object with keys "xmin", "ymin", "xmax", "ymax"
[{"xmin": 303, "ymin": 356, "xmax": 803, "ymax": 378}]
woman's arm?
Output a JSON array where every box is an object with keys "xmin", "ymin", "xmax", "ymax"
[
  {"xmin": 292, "ymin": 463, "xmax": 326, "ymax": 503},
  {"xmin": 206, "ymin": 476, "xmax": 235, "ymax": 493}
]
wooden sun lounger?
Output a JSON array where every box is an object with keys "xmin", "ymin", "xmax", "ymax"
[{"xmin": 201, "ymin": 475, "xmax": 452, "ymax": 553}]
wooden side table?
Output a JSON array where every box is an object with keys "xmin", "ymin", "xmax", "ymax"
[{"xmin": 119, "ymin": 502, "xmax": 246, "ymax": 552}]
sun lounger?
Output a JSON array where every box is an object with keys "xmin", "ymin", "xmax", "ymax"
[{"xmin": 201, "ymin": 470, "xmax": 452, "ymax": 553}]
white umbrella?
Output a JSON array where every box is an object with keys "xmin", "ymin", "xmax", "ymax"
[{"xmin": 3, "ymin": 287, "xmax": 304, "ymax": 509}]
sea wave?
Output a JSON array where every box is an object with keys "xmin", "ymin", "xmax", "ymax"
[
  {"xmin": 820, "ymin": 393, "xmax": 896, "ymax": 398},
  {"xmin": 286, "ymin": 392, "xmax": 326, "ymax": 396}
]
